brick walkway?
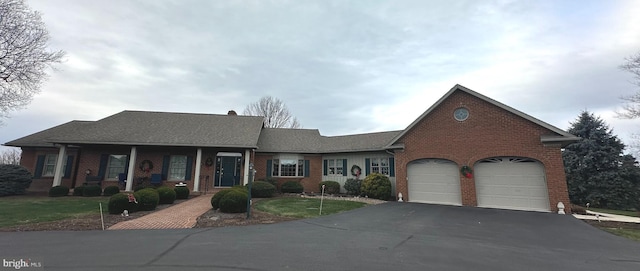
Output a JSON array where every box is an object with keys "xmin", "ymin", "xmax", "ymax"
[{"xmin": 108, "ymin": 195, "xmax": 212, "ymax": 230}]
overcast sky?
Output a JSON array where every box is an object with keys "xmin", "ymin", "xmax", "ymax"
[{"xmin": 3, "ymin": 0, "xmax": 640, "ymax": 153}]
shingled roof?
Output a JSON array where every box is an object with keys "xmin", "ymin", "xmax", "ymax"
[
  {"xmin": 4, "ymin": 121, "xmax": 93, "ymax": 147},
  {"xmin": 6, "ymin": 111, "xmax": 265, "ymax": 148},
  {"xmin": 256, "ymin": 128, "xmax": 400, "ymax": 153}
]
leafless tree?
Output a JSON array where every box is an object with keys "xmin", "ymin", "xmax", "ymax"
[
  {"xmin": 618, "ymin": 52, "xmax": 640, "ymax": 119},
  {"xmin": 243, "ymin": 96, "xmax": 302, "ymax": 128},
  {"xmin": 0, "ymin": 0, "xmax": 65, "ymax": 122},
  {"xmin": 0, "ymin": 148, "xmax": 20, "ymax": 165}
]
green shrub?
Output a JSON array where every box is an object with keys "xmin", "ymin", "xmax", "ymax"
[
  {"xmin": 134, "ymin": 188, "xmax": 160, "ymax": 211},
  {"xmin": 157, "ymin": 186, "xmax": 177, "ymax": 204},
  {"xmin": 232, "ymin": 185, "xmax": 248, "ymax": 192},
  {"xmin": 134, "ymin": 185, "xmax": 156, "ymax": 192},
  {"xmin": 103, "ymin": 185, "xmax": 120, "ymax": 196},
  {"xmin": 174, "ymin": 186, "xmax": 190, "ymax": 199},
  {"xmin": 211, "ymin": 188, "xmax": 247, "ymax": 210},
  {"xmin": 0, "ymin": 164, "xmax": 32, "ymax": 196},
  {"xmin": 48, "ymin": 185, "xmax": 69, "ymax": 197},
  {"xmin": 281, "ymin": 181, "xmax": 303, "ymax": 193},
  {"xmin": 251, "ymin": 181, "xmax": 276, "ymax": 198},
  {"xmin": 319, "ymin": 181, "xmax": 340, "ymax": 194},
  {"xmin": 82, "ymin": 185, "xmax": 102, "ymax": 197},
  {"xmin": 361, "ymin": 173, "xmax": 392, "ymax": 200},
  {"xmin": 219, "ymin": 190, "xmax": 248, "ymax": 213},
  {"xmin": 344, "ymin": 178, "xmax": 362, "ymax": 196},
  {"xmin": 108, "ymin": 193, "xmax": 139, "ymax": 214},
  {"xmin": 72, "ymin": 186, "xmax": 85, "ymax": 196},
  {"xmin": 258, "ymin": 177, "xmax": 279, "ymax": 190}
]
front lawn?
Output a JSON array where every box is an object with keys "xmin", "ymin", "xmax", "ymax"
[
  {"xmin": 602, "ymin": 228, "xmax": 640, "ymax": 241},
  {"xmin": 0, "ymin": 196, "xmax": 108, "ymax": 228},
  {"xmin": 254, "ymin": 197, "xmax": 367, "ymax": 218},
  {"xmin": 589, "ymin": 208, "xmax": 639, "ymax": 218}
]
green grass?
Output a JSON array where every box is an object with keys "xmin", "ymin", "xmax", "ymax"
[
  {"xmin": 254, "ymin": 197, "xmax": 367, "ymax": 218},
  {"xmin": 602, "ymin": 228, "xmax": 640, "ymax": 241},
  {"xmin": 0, "ymin": 196, "xmax": 109, "ymax": 228},
  {"xmin": 589, "ymin": 208, "xmax": 639, "ymax": 217}
]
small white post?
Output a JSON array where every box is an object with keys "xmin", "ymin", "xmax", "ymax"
[
  {"xmin": 99, "ymin": 203, "xmax": 105, "ymax": 230},
  {"xmin": 557, "ymin": 202, "xmax": 565, "ymax": 214},
  {"xmin": 398, "ymin": 192, "xmax": 404, "ymax": 202},
  {"xmin": 319, "ymin": 184, "xmax": 325, "ymax": 215}
]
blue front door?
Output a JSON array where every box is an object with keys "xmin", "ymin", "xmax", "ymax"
[{"xmin": 214, "ymin": 156, "xmax": 241, "ymax": 187}]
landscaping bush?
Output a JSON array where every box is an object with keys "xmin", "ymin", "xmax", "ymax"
[
  {"xmin": 103, "ymin": 185, "xmax": 120, "ymax": 196},
  {"xmin": 232, "ymin": 185, "xmax": 248, "ymax": 193},
  {"xmin": 361, "ymin": 173, "xmax": 392, "ymax": 200},
  {"xmin": 72, "ymin": 186, "xmax": 84, "ymax": 196},
  {"xmin": 281, "ymin": 181, "xmax": 303, "ymax": 193},
  {"xmin": 82, "ymin": 185, "xmax": 102, "ymax": 197},
  {"xmin": 157, "ymin": 186, "xmax": 177, "ymax": 204},
  {"xmin": 108, "ymin": 193, "xmax": 139, "ymax": 214},
  {"xmin": 134, "ymin": 185, "xmax": 156, "ymax": 192},
  {"xmin": 219, "ymin": 190, "xmax": 248, "ymax": 213},
  {"xmin": 344, "ymin": 178, "xmax": 362, "ymax": 196},
  {"xmin": 258, "ymin": 177, "xmax": 279, "ymax": 190},
  {"xmin": 48, "ymin": 185, "xmax": 69, "ymax": 197},
  {"xmin": 0, "ymin": 164, "xmax": 32, "ymax": 196},
  {"xmin": 134, "ymin": 188, "xmax": 160, "ymax": 211},
  {"xmin": 319, "ymin": 181, "xmax": 340, "ymax": 194},
  {"xmin": 211, "ymin": 188, "xmax": 247, "ymax": 210},
  {"xmin": 251, "ymin": 181, "xmax": 276, "ymax": 198},
  {"xmin": 174, "ymin": 186, "xmax": 190, "ymax": 199}
]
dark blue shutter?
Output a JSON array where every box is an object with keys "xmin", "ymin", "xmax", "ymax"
[
  {"xmin": 342, "ymin": 159, "xmax": 348, "ymax": 176},
  {"xmin": 323, "ymin": 160, "xmax": 328, "ymax": 175},
  {"xmin": 389, "ymin": 157, "xmax": 395, "ymax": 177},
  {"xmin": 304, "ymin": 160, "xmax": 310, "ymax": 177},
  {"xmin": 365, "ymin": 158, "xmax": 371, "ymax": 175},
  {"xmin": 34, "ymin": 155, "xmax": 45, "ymax": 178},
  {"xmin": 266, "ymin": 160, "xmax": 273, "ymax": 177},
  {"xmin": 161, "ymin": 155, "xmax": 170, "ymax": 180},
  {"xmin": 63, "ymin": 155, "xmax": 74, "ymax": 178},
  {"xmin": 124, "ymin": 155, "xmax": 130, "ymax": 175},
  {"xmin": 98, "ymin": 154, "xmax": 109, "ymax": 180},
  {"xmin": 185, "ymin": 156, "xmax": 193, "ymax": 180}
]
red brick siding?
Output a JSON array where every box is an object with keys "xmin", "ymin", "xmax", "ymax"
[
  {"xmin": 393, "ymin": 91, "xmax": 571, "ymax": 213},
  {"xmin": 254, "ymin": 154, "xmax": 322, "ymax": 193},
  {"xmin": 20, "ymin": 147, "xmax": 79, "ymax": 192}
]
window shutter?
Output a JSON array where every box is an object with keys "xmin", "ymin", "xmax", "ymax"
[
  {"xmin": 365, "ymin": 158, "xmax": 371, "ymax": 175},
  {"xmin": 266, "ymin": 160, "xmax": 273, "ymax": 177},
  {"xmin": 34, "ymin": 155, "xmax": 45, "ymax": 178},
  {"xmin": 185, "ymin": 156, "xmax": 194, "ymax": 180},
  {"xmin": 304, "ymin": 160, "xmax": 310, "ymax": 177},
  {"xmin": 98, "ymin": 154, "xmax": 109, "ymax": 180},
  {"xmin": 323, "ymin": 160, "xmax": 328, "ymax": 176},
  {"xmin": 342, "ymin": 159, "xmax": 348, "ymax": 176},
  {"xmin": 63, "ymin": 155, "xmax": 74, "ymax": 178},
  {"xmin": 161, "ymin": 155, "xmax": 170, "ymax": 180},
  {"xmin": 389, "ymin": 157, "xmax": 395, "ymax": 177},
  {"xmin": 124, "ymin": 155, "xmax": 130, "ymax": 175}
]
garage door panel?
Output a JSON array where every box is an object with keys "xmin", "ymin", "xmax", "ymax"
[
  {"xmin": 408, "ymin": 159, "xmax": 461, "ymax": 206},
  {"xmin": 475, "ymin": 158, "xmax": 550, "ymax": 212}
]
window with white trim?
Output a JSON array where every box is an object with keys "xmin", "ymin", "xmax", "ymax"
[
  {"xmin": 327, "ymin": 159, "xmax": 344, "ymax": 176},
  {"xmin": 370, "ymin": 158, "xmax": 390, "ymax": 175},
  {"xmin": 42, "ymin": 154, "xmax": 58, "ymax": 177},
  {"xmin": 106, "ymin": 155, "xmax": 127, "ymax": 179},
  {"xmin": 169, "ymin": 155, "xmax": 187, "ymax": 181},
  {"xmin": 272, "ymin": 155, "xmax": 305, "ymax": 177}
]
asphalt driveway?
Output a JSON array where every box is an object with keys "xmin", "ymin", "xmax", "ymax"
[{"xmin": 1, "ymin": 202, "xmax": 640, "ymax": 270}]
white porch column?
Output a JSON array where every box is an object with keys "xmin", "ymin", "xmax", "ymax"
[
  {"xmin": 125, "ymin": 146, "xmax": 137, "ymax": 192},
  {"xmin": 193, "ymin": 148, "xmax": 203, "ymax": 192},
  {"xmin": 243, "ymin": 149, "xmax": 250, "ymax": 185},
  {"xmin": 52, "ymin": 145, "xmax": 67, "ymax": 187}
]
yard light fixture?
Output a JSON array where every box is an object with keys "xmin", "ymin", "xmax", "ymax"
[{"xmin": 85, "ymin": 169, "xmax": 91, "ymax": 175}]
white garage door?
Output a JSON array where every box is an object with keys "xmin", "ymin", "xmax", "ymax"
[
  {"xmin": 474, "ymin": 157, "xmax": 550, "ymax": 212},
  {"xmin": 407, "ymin": 159, "xmax": 462, "ymax": 205}
]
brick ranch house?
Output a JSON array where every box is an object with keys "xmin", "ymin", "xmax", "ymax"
[{"xmin": 5, "ymin": 85, "xmax": 579, "ymax": 212}]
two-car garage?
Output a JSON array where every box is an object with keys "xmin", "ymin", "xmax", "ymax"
[{"xmin": 407, "ymin": 157, "xmax": 550, "ymax": 212}]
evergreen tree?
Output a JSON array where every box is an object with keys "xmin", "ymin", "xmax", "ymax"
[{"xmin": 563, "ymin": 111, "xmax": 640, "ymax": 209}]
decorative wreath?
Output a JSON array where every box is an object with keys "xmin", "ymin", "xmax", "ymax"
[
  {"xmin": 139, "ymin": 160, "xmax": 153, "ymax": 173},
  {"xmin": 350, "ymin": 165, "xmax": 362, "ymax": 178},
  {"xmin": 460, "ymin": 165, "xmax": 473, "ymax": 178},
  {"xmin": 204, "ymin": 157, "xmax": 214, "ymax": 167}
]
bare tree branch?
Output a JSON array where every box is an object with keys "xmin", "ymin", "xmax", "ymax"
[
  {"xmin": 0, "ymin": 0, "xmax": 65, "ymax": 123},
  {"xmin": 243, "ymin": 96, "xmax": 302, "ymax": 128},
  {"xmin": 618, "ymin": 52, "xmax": 640, "ymax": 119},
  {"xmin": 0, "ymin": 148, "xmax": 20, "ymax": 165}
]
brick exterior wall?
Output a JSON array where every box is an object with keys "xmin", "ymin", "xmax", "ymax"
[
  {"xmin": 393, "ymin": 90, "xmax": 571, "ymax": 213},
  {"xmin": 254, "ymin": 154, "xmax": 322, "ymax": 193},
  {"xmin": 20, "ymin": 147, "xmax": 80, "ymax": 192}
]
